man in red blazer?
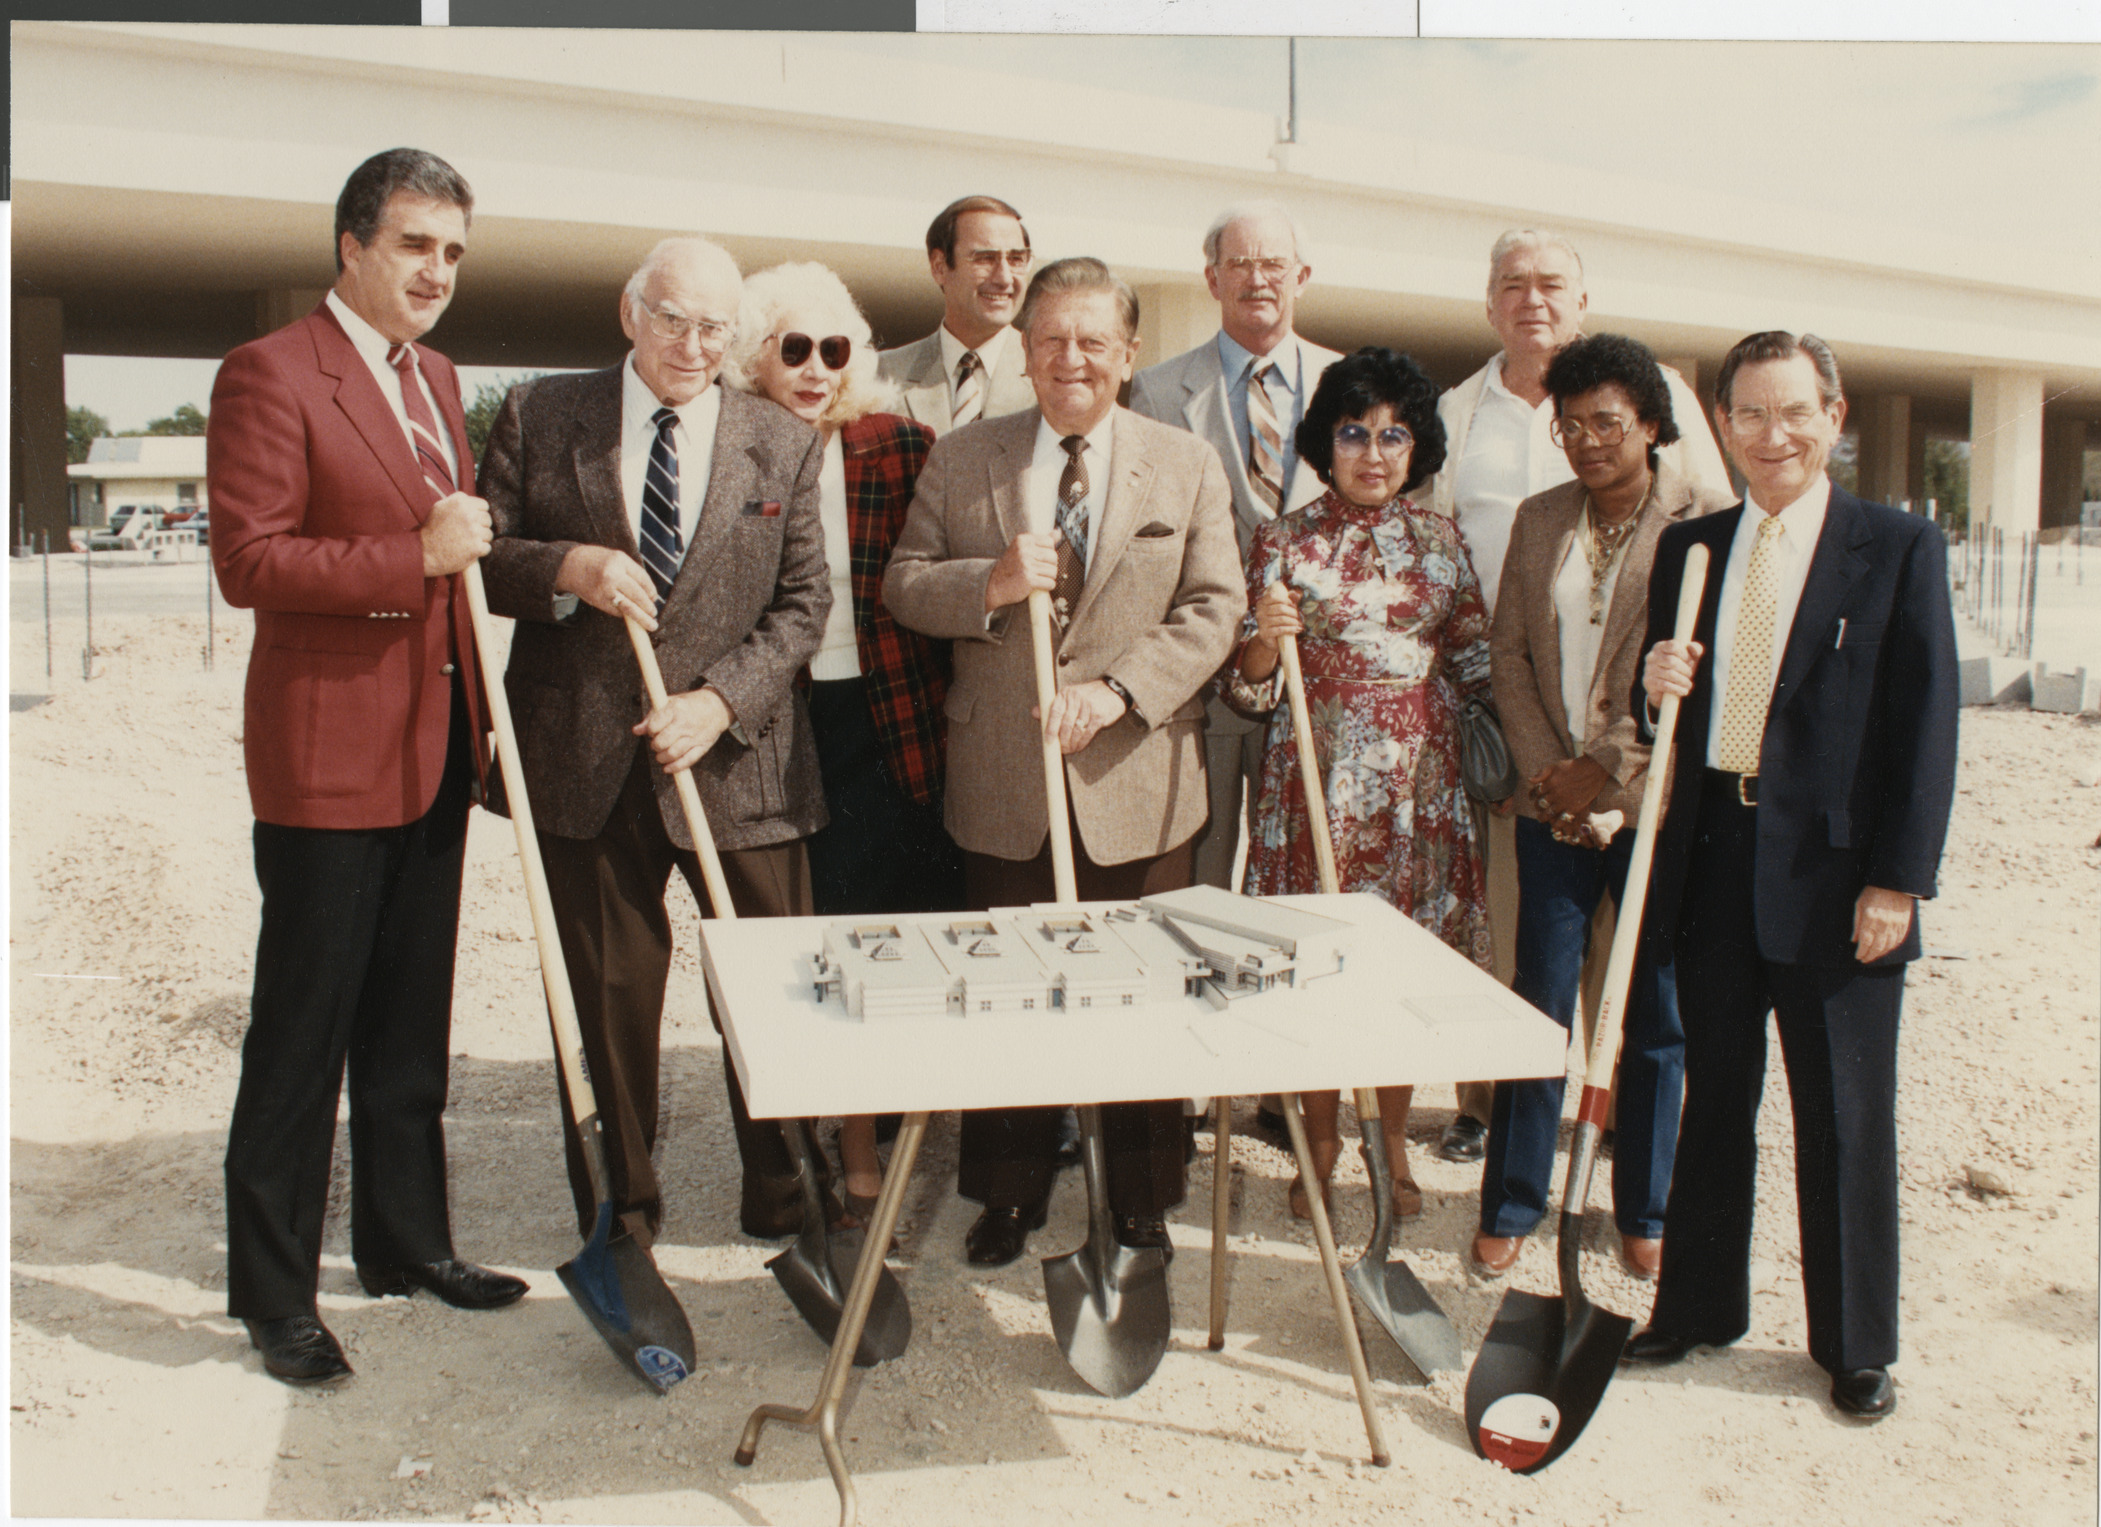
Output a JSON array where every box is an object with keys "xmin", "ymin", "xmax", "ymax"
[{"xmin": 209, "ymin": 148, "xmax": 524, "ymax": 1388}]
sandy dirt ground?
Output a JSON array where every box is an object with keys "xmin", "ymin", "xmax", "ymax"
[{"xmin": 9, "ymin": 599, "xmax": 2099, "ymax": 1527}]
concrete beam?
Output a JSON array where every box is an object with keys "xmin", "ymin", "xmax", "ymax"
[
  {"xmin": 1970, "ymin": 369, "xmax": 2045, "ymax": 537},
  {"xmin": 11, "ymin": 296, "xmax": 70, "ymax": 552}
]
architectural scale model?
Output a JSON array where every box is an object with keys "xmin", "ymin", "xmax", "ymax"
[{"xmin": 808, "ymin": 885, "xmax": 1355, "ymax": 1022}]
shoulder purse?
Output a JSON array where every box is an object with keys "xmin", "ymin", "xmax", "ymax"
[{"xmin": 1456, "ymin": 693, "xmax": 1519, "ymax": 804}]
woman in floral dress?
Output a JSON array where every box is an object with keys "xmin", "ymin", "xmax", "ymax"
[{"xmin": 1224, "ymin": 346, "xmax": 1493, "ymax": 1220}]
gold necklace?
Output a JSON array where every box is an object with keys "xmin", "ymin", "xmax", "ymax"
[{"xmin": 1581, "ymin": 483, "xmax": 1650, "ymax": 626}]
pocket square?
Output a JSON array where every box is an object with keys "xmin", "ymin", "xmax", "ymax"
[
  {"xmin": 1135, "ymin": 521, "xmax": 1177, "ymax": 538},
  {"xmin": 742, "ymin": 500, "xmax": 783, "ymax": 518}
]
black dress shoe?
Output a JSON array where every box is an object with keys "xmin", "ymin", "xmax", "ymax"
[
  {"xmin": 1439, "ymin": 1114, "xmax": 1489, "ymax": 1163},
  {"xmin": 742, "ymin": 1169, "xmax": 807, "ymax": 1239},
  {"xmin": 964, "ymin": 1197, "xmax": 1050, "ymax": 1267},
  {"xmin": 1830, "ymin": 1367, "xmax": 1896, "ymax": 1418},
  {"xmin": 1253, "ymin": 1103, "xmax": 1289, "ymax": 1143},
  {"xmin": 1113, "ymin": 1213, "xmax": 1174, "ymax": 1264},
  {"xmin": 356, "ymin": 1259, "xmax": 528, "ymax": 1310},
  {"xmin": 1622, "ymin": 1326, "xmax": 1740, "ymax": 1366},
  {"xmin": 245, "ymin": 1315, "xmax": 352, "ymax": 1385}
]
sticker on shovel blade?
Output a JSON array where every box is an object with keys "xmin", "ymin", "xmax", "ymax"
[
  {"xmin": 636, "ymin": 1345, "xmax": 691, "ymax": 1391},
  {"xmin": 1478, "ymin": 1393, "xmax": 1559, "ymax": 1471}
]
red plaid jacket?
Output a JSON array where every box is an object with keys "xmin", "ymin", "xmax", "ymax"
[{"xmin": 842, "ymin": 412, "xmax": 950, "ymax": 805}]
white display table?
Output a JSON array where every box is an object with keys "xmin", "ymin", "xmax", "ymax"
[{"xmin": 704, "ymin": 892, "xmax": 1565, "ymax": 1526}]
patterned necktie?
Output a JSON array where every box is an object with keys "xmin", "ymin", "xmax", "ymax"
[
  {"xmin": 1716, "ymin": 513, "xmax": 1787, "ymax": 773},
  {"xmin": 1246, "ymin": 360, "xmax": 1285, "ymax": 514},
  {"xmin": 387, "ymin": 344, "xmax": 456, "ymax": 497},
  {"xmin": 638, "ymin": 405, "xmax": 683, "ymax": 608},
  {"xmin": 952, "ymin": 350, "xmax": 985, "ymax": 429},
  {"xmin": 1050, "ymin": 435, "xmax": 1089, "ymax": 627}
]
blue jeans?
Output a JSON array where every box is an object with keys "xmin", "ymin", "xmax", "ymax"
[{"xmin": 1479, "ymin": 815, "xmax": 1685, "ymax": 1239}]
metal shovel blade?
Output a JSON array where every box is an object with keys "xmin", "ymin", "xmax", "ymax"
[
  {"xmin": 1347, "ymin": 1117, "xmax": 1461, "ymax": 1376},
  {"xmin": 556, "ymin": 1201, "xmax": 697, "ymax": 1393},
  {"xmin": 1041, "ymin": 1104, "xmax": 1171, "ymax": 1398},
  {"xmin": 1465, "ymin": 1285, "xmax": 1631, "ymax": 1474},
  {"xmin": 767, "ymin": 1120, "xmax": 911, "ymax": 1367}
]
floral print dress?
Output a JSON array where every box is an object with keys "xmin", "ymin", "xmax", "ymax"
[{"xmin": 1223, "ymin": 489, "xmax": 1494, "ymax": 970}]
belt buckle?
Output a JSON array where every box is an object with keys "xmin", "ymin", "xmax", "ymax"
[{"xmin": 1737, "ymin": 774, "xmax": 1758, "ymax": 807}]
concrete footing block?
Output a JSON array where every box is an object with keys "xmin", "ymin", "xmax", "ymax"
[
  {"xmin": 2031, "ymin": 665, "xmax": 2095, "ymax": 715},
  {"xmin": 1959, "ymin": 656, "xmax": 2032, "ymax": 707}
]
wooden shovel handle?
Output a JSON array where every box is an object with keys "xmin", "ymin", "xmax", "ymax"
[
  {"xmin": 459, "ymin": 565, "xmax": 605, "ymax": 1179},
  {"xmin": 1580, "ymin": 543, "xmax": 1711, "ymax": 1102},
  {"xmin": 1028, "ymin": 589, "xmax": 1079, "ymax": 904},
  {"xmin": 622, "ymin": 614, "xmax": 738, "ymax": 922}
]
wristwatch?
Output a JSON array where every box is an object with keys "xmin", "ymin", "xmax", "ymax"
[{"xmin": 1100, "ymin": 674, "xmax": 1137, "ymax": 717}]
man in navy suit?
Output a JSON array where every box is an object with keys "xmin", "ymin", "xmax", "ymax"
[{"xmin": 1626, "ymin": 331, "xmax": 1957, "ymax": 1421}]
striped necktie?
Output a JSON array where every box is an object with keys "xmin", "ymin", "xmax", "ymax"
[
  {"xmin": 1246, "ymin": 360, "xmax": 1285, "ymax": 514},
  {"xmin": 1716, "ymin": 513, "xmax": 1787, "ymax": 773},
  {"xmin": 387, "ymin": 344, "xmax": 456, "ymax": 496},
  {"xmin": 638, "ymin": 405, "xmax": 683, "ymax": 608},
  {"xmin": 1049, "ymin": 435, "xmax": 1089, "ymax": 628},
  {"xmin": 952, "ymin": 350, "xmax": 985, "ymax": 429}
]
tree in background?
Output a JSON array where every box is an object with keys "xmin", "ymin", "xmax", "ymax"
[
  {"xmin": 465, "ymin": 374, "xmax": 545, "ymax": 461},
  {"xmin": 135, "ymin": 403, "xmax": 208, "ymax": 436},
  {"xmin": 66, "ymin": 406, "xmax": 109, "ymax": 464},
  {"xmin": 1924, "ymin": 437, "xmax": 1970, "ymax": 538}
]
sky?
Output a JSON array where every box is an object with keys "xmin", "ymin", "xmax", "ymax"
[{"xmin": 57, "ymin": 35, "xmax": 2098, "ymax": 430}]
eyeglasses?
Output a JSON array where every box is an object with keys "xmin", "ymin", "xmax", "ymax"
[
  {"xmin": 1333, "ymin": 423, "xmax": 1414, "ymax": 457},
  {"xmin": 774, "ymin": 332, "xmax": 852, "ymax": 370},
  {"xmin": 636, "ymin": 296, "xmax": 731, "ymax": 350},
  {"xmin": 962, "ymin": 248, "xmax": 1033, "ymax": 275},
  {"xmin": 1218, "ymin": 256, "xmax": 1297, "ymax": 280},
  {"xmin": 1550, "ymin": 414, "xmax": 1633, "ymax": 448},
  {"xmin": 1726, "ymin": 403, "xmax": 1827, "ymax": 435}
]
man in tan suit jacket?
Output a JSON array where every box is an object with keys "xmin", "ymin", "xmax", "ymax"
[
  {"xmin": 884, "ymin": 257, "xmax": 1245, "ymax": 1266},
  {"xmin": 480, "ymin": 237, "xmax": 829, "ymax": 1247},
  {"xmin": 877, "ymin": 195, "xmax": 1038, "ymax": 437}
]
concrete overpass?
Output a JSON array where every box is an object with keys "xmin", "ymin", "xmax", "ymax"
[{"xmin": 12, "ymin": 21, "xmax": 2098, "ymax": 549}]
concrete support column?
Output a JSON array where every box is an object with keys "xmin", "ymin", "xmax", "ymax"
[
  {"xmin": 10, "ymin": 296, "xmax": 69, "ymax": 553},
  {"xmin": 1907, "ymin": 418, "xmax": 1930, "ymax": 516},
  {"xmin": 1131, "ymin": 283, "xmax": 1213, "ymax": 376},
  {"xmin": 2040, "ymin": 414, "xmax": 2089, "ymax": 532},
  {"xmin": 256, "ymin": 286, "xmax": 330, "ymax": 339},
  {"xmin": 1856, "ymin": 393, "xmax": 1913, "ymax": 508},
  {"xmin": 1970, "ymin": 369, "xmax": 2045, "ymax": 537}
]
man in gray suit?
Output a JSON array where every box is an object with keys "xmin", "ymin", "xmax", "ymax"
[
  {"xmin": 480, "ymin": 236, "xmax": 830, "ymax": 1246},
  {"xmin": 877, "ymin": 195, "xmax": 1038, "ymax": 437},
  {"xmin": 1128, "ymin": 201, "xmax": 1341, "ymax": 890},
  {"xmin": 885, "ymin": 257, "xmax": 1245, "ymax": 1266}
]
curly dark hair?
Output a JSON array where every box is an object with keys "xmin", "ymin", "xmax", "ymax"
[
  {"xmin": 1543, "ymin": 333, "xmax": 1681, "ymax": 462},
  {"xmin": 1295, "ymin": 347, "xmax": 1446, "ymax": 495}
]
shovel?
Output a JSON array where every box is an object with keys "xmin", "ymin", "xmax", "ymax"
[
  {"xmin": 460, "ymin": 566, "xmax": 696, "ymax": 1393},
  {"xmin": 766, "ymin": 1118, "xmax": 912, "ymax": 1367},
  {"xmin": 620, "ymin": 615, "xmax": 911, "ymax": 1367},
  {"xmin": 1464, "ymin": 543, "xmax": 1711, "ymax": 1473},
  {"xmin": 1278, "ymin": 620, "xmax": 1462, "ymax": 1378},
  {"xmin": 1029, "ymin": 588, "xmax": 1172, "ymax": 1398}
]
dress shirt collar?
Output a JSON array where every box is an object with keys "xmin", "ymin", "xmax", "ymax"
[
  {"xmin": 325, "ymin": 289, "xmax": 398, "ymax": 370},
  {"xmin": 1217, "ymin": 328, "xmax": 1301, "ymax": 391},
  {"xmin": 622, "ymin": 354, "xmax": 722, "ymax": 439},
  {"xmin": 1481, "ymin": 351, "xmax": 1527, "ymax": 407},
  {"xmin": 1743, "ymin": 472, "xmax": 1832, "ymax": 544},
  {"xmin": 938, "ymin": 322, "xmax": 1014, "ymax": 386},
  {"xmin": 1033, "ymin": 408, "xmax": 1116, "ymax": 473}
]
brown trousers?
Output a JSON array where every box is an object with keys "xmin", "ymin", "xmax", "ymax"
[
  {"xmin": 538, "ymin": 748, "xmax": 810, "ymax": 1245},
  {"xmin": 957, "ymin": 817, "xmax": 1193, "ymax": 1215}
]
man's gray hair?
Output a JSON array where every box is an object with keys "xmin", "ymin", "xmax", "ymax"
[
  {"xmin": 1202, "ymin": 200, "xmax": 1307, "ymax": 268},
  {"xmin": 1487, "ymin": 228, "xmax": 1586, "ymax": 289},
  {"xmin": 622, "ymin": 236, "xmax": 743, "ymax": 321},
  {"xmin": 1714, "ymin": 331, "xmax": 1846, "ymax": 412},
  {"xmin": 1016, "ymin": 257, "xmax": 1140, "ymax": 342}
]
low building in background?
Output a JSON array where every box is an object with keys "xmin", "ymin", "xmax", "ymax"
[{"xmin": 66, "ymin": 436, "xmax": 206, "ymax": 529}]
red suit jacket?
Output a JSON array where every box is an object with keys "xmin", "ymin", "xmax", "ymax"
[{"xmin": 208, "ymin": 302, "xmax": 483, "ymax": 829}]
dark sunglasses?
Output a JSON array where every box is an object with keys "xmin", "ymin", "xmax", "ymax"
[{"xmin": 776, "ymin": 332, "xmax": 852, "ymax": 370}]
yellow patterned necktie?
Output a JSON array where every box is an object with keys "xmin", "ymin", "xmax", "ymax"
[{"xmin": 1716, "ymin": 513, "xmax": 1787, "ymax": 773}]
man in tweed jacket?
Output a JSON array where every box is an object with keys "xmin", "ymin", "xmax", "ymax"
[{"xmin": 480, "ymin": 237, "xmax": 829, "ymax": 1244}]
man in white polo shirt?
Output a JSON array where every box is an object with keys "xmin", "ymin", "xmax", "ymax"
[{"xmin": 1425, "ymin": 228, "xmax": 1729, "ymax": 1164}]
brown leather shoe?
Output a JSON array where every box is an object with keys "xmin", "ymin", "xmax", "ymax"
[
  {"xmin": 1470, "ymin": 1232, "xmax": 1524, "ymax": 1276},
  {"xmin": 1287, "ymin": 1174, "xmax": 1333, "ymax": 1222},
  {"xmin": 1620, "ymin": 1234, "xmax": 1662, "ymax": 1280},
  {"xmin": 1391, "ymin": 1177, "xmax": 1424, "ymax": 1220}
]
